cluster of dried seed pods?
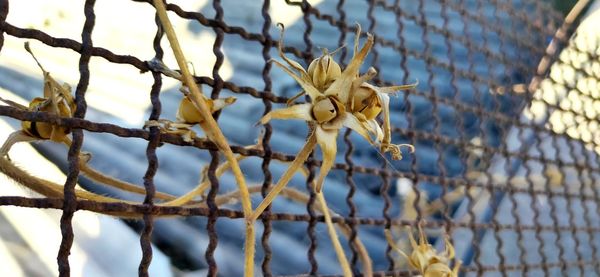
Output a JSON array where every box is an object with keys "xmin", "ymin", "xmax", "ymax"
[
  {"xmin": 0, "ymin": 20, "xmax": 426, "ymax": 276},
  {"xmin": 0, "ymin": 43, "xmax": 178, "ymax": 208},
  {"xmin": 386, "ymin": 223, "xmax": 461, "ymax": 277},
  {"xmin": 259, "ymin": 23, "xmax": 417, "ymax": 193}
]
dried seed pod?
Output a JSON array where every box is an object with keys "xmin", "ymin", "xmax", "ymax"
[
  {"xmin": 386, "ymin": 223, "xmax": 461, "ymax": 277},
  {"xmin": 311, "ymin": 97, "xmax": 338, "ymax": 124},
  {"xmin": 12, "ymin": 43, "xmax": 77, "ymax": 143},
  {"xmin": 307, "ymin": 49, "xmax": 342, "ymax": 91},
  {"xmin": 176, "ymin": 95, "xmax": 236, "ymax": 124},
  {"xmin": 351, "ymin": 84, "xmax": 382, "ymax": 120},
  {"xmin": 22, "ymin": 97, "xmax": 73, "ymax": 141}
]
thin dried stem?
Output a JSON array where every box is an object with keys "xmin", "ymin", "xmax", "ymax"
[
  {"xmin": 206, "ymin": 185, "xmax": 372, "ymax": 276},
  {"xmin": 162, "ymin": 155, "xmax": 248, "ymax": 206},
  {"xmin": 0, "ymin": 157, "xmax": 129, "ymax": 203},
  {"xmin": 250, "ymin": 132, "xmax": 317, "ymax": 221},
  {"xmin": 384, "ymin": 229, "xmax": 410, "ymax": 261},
  {"xmin": 151, "ymin": 1, "xmax": 254, "ymax": 275},
  {"xmin": 317, "ymin": 192, "xmax": 352, "ymax": 277},
  {"xmin": 61, "ymin": 137, "xmax": 176, "ymax": 201},
  {"xmin": 0, "ymin": 131, "xmax": 38, "ymax": 157}
]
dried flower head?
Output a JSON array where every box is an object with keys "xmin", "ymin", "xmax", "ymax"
[
  {"xmin": 22, "ymin": 42, "xmax": 76, "ymax": 142},
  {"xmin": 261, "ymin": 23, "xmax": 384, "ymax": 193},
  {"xmin": 260, "ymin": 23, "xmax": 416, "ymax": 192},
  {"xmin": 0, "ymin": 43, "xmax": 77, "ymax": 157},
  {"xmin": 386, "ymin": 223, "xmax": 461, "ymax": 277}
]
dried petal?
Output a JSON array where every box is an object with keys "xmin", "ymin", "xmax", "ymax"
[
  {"xmin": 314, "ymin": 126, "xmax": 338, "ymax": 193},
  {"xmin": 324, "ymin": 26, "xmax": 374, "ymax": 103},
  {"xmin": 374, "ymin": 81, "xmax": 419, "ymax": 94},
  {"xmin": 286, "ymin": 90, "xmax": 305, "ymax": 106},
  {"xmin": 341, "ymin": 113, "xmax": 375, "ymax": 144},
  {"xmin": 276, "ymin": 23, "xmax": 311, "ymax": 81},
  {"xmin": 272, "ymin": 59, "xmax": 322, "ymax": 101},
  {"xmin": 365, "ymin": 119, "xmax": 384, "ymax": 142},
  {"xmin": 352, "ymin": 85, "xmax": 382, "ymax": 120},
  {"xmin": 259, "ymin": 103, "xmax": 313, "ymax": 125},
  {"xmin": 423, "ymin": 263, "xmax": 454, "ymax": 277},
  {"xmin": 23, "ymin": 97, "xmax": 72, "ymax": 141}
]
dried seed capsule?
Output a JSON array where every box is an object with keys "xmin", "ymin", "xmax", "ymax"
[
  {"xmin": 307, "ymin": 51, "xmax": 342, "ymax": 91},
  {"xmin": 22, "ymin": 97, "xmax": 72, "ymax": 141},
  {"xmin": 351, "ymin": 85, "xmax": 382, "ymax": 120},
  {"xmin": 177, "ymin": 95, "xmax": 236, "ymax": 124},
  {"xmin": 312, "ymin": 97, "xmax": 338, "ymax": 124}
]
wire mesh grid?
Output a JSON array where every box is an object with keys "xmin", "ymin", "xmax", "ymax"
[{"xmin": 0, "ymin": 0, "xmax": 598, "ymax": 276}]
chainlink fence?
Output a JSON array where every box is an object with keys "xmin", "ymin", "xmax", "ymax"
[{"xmin": 0, "ymin": 0, "xmax": 599, "ymax": 276}]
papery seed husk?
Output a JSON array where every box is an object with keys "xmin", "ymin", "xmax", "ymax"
[
  {"xmin": 22, "ymin": 97, "xmax": 71, "ymax": 140},
  {"xmin": 312, "ymin": 97, "xmax": 338, "ymax": 124},
  {"xmin": 352, "ymin": 85, "xmax": 382, "ymax": 120},
  {"xmin": 308, "ymin": 55, "xmax": 341, "ymax": 91}
]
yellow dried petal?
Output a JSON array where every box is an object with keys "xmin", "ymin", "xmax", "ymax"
[
  {"xmin": 271, "ymin": 59, "xmax": 322, "ymax": 102},
  {"xmin": 365, "ymin": 119, "xmax": 384, "ymax": 143},
  {"xmin": 22, "ymin": 97, "xmax": 71, "ymax": 141},
  {"xmin": 351, "ymin": 85, "xmax": 382, "ymax": 120},
  {"xmin": 259, "ymin": 103, "xmax": 313, "ymax": 125},
  {"xmin": 342, "ymin": 113, "xmax": 374, "ymax": 144},
  {"xmin": 314, "ymin": 127, "xmax": 338, "ymax": 193}
]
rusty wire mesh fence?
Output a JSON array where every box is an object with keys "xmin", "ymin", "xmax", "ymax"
[{"xmin": 0, "ymin": 0, "xmax": 599, "ymax": 276}]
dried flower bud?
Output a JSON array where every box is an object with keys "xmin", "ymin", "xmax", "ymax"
[{"xmin": 307, "ymin": 51, "xmax": 342, "ymax": 91}]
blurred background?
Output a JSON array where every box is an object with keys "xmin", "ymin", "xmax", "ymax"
[{"xmin": 0, "ymin": 0, "xmax": 599, "ymax": 276}]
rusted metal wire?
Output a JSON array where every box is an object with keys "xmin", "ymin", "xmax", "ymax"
[
  {"xmin": 137, "ymin": 14, "xmax": 164, "ymax": 276},
  {"xmin": 0, "ymin": 0, "xmax": 597, "ymax": 276}
]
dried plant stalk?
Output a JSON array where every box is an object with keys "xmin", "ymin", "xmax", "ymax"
[
  {"xmin": 0, "ymin": 157, "xmax": 139, "ymax": 209},
  {"xmin": 162, "ymin": 154, "xmax": 247, "ymax": 206},
  {"xmin": 212, "ymin": 153, "xmax": 361, "ymax": 276},
  {"xmin": 250, "ymin": 132, "xmax": 317, "ymax": 220},
  {"xmin": 151, "ymin": 1, "xmax": 255, "ymax": 275},
  {"xmin": 211, "ymin": 185, "xmax": 371, "ymax": 276},
  {"xmin": 316, "ymin": 192, "xmax": 352, "ymax": 277},
  {"xmin": 61, "ymin": 137, "xmax": 176, "ymax": 201}
]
